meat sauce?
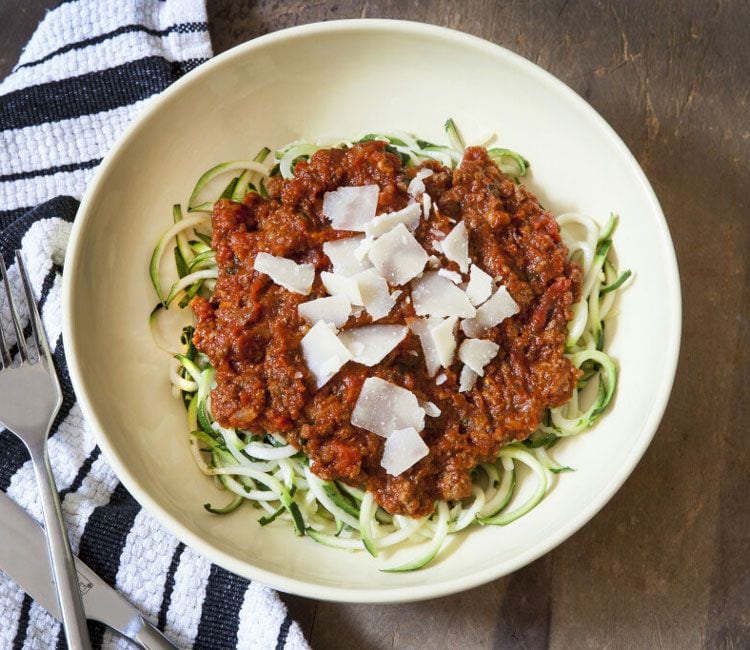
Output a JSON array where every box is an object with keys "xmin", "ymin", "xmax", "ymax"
[{"xmin": 192, "ymin": 141, "xmax": 581, "ymax": 517}]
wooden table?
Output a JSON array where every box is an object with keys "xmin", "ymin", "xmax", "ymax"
[{"xmin": 3, "ymin": 1, "xmax": 748, "ymax": 647}]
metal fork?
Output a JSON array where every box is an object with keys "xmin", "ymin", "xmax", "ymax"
[{"xmin": 0, "ymin": 251, "xmax": 91, "ymax": 649}]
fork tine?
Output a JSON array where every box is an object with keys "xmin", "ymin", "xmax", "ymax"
[
  {"xmin": 0, "ymin": 253, "xmax": 28, "ymax": 363},
  {"xmin": 15, "ymin": 251, "xmax": 51, "ymax": 366},
  {"xmin": 0, "ymin": 281, "xmax": 9, "ymax": 368}
]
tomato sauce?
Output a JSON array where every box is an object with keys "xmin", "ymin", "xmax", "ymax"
[{"xmin": 192, "ymin": 142, "xmax": 581, "ymax": 517}]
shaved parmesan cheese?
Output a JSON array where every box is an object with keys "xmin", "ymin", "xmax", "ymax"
[
  {"xmin": 322, "ymin": 184, "xmax": 379, "ymax": 231},
  {"xmin": 435, "ymin": 373, "xmax": 447, "ymax": 385},
  {"xmin": 365, "ymin": 203, "xmax": 422, "ymax": 238},
  {"xmin": 338, "ymin": 325, "xmax": 407, "ymax": 366},
  {"xmin": 458, "ymin": 338, "xmax": 499, "ymax": 376},
  {"xmin": 354, "ymin": 269, "xmax": 396, "ymax": 319},
  {"xmin": 430, "ymin": 316, "xmax": 458, "ymax": 368},
  {"xmin": 465, "ymin": 264, "xmax": 493, "ymax": 306},
  {"xmin": 461, "ymin": 285, "xmax": 519, "ymax": 337},
  {"xmin": 438, "ymin": 268, "xmax": 463, "ymax": 284},
  {"xmin": 439, "ymin": 221, "xmax": 469, "ymax": 272},
  {"xmin": 407, "ymin": 168, "xmax": 433, "ymax": 197},
  {"xmin": 408, "ymin": 317, "xmax": 443, "ymax": 377},
  {"xmin": 298, "ymin": 294, "xmax": 351, "ymax": 327},
  {"xmin": 300, "ymin": 321, "xmax": 352, "ymax": 388},
  {"xmin": 368, "ymin": 223, "xmax": 428, "ymax": 285},
  {"xmin": 422, "ymin": 193, "xmax": 432, "ymax": 219},
  {"xmin": 381, "ymin": 427, "xmax": 429, "ymax": 476},
  {"xmin": 253, "ymin": 252, "xmax": 314, "ymax": 295},
  {"xmin": 353, "ymin": 236, "xmax": 374, "ymax": 261},
  {"xmin": 459, "ymin": 365, "xmax": 478, "ymax": 392},
  {"xmin": 351, "ymin": 377, "xmax": 425, "ymax": 437},
  {"xmin": 411, "ymin": 272, "xmax": 476, "ymax": 318},
  {"xmin": 323, "ymin": 236, "xmax": 372, "ymax": 276},
  {"xmin": 423, "ymin": 401, "xmax": 442, "ymax": 418},
  {"xmin": 321, "ymin": 271, "xmax": 363, "ymax": 305}
]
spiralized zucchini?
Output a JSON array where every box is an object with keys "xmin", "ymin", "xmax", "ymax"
[{"xmin": 149, "ymin": 120, "xmax": 630, "ymax": 571}]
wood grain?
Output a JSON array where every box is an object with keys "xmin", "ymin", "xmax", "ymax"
[{"xmin": 3, "ymin": 1, "xmax": 748, "ymax": 648}]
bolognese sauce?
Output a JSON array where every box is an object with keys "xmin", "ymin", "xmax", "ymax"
[{"xmin": 191, "ymin": 141, "xmax": 580, "ymax": 517}]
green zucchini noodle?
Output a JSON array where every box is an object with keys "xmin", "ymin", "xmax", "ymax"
[{"xmin": 149, "ymin": 120, "xmax": 631, "ymax": 571}]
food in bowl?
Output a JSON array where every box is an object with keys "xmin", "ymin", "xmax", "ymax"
[{"xmin": 149, "ymin": 120, "xmax": 628, "ymax": 570}]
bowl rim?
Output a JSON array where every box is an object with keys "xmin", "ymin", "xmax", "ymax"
[{"xmin": 62, "ymin": 18, "xmax": 682, "ymax": 603}]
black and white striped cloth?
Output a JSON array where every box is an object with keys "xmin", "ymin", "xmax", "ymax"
[{"xmin": 0, "ymin": 2, "xmax": 308, "ymax": 648}]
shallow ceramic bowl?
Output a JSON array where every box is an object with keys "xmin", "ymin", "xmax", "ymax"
[{"xmin": 63, "ymin": 20, "xmax": 681, "ymax": 602}]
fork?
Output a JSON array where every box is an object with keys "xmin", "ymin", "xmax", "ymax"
[{"xmin": 0, "ymin": 251, "xmax": 91, "ymax": 649}]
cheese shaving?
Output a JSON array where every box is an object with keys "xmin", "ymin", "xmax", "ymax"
[
  {"xmin": 367, "ymin": 223, "xmax": 428, "ymax": 285},
  {"xmin": 438, "ymin": 268, "xmax": 463, "ymax": 284},
  {"xmin": 430, "ymin": 316, "xmax": 458, "ymax": 368},
  {"xmin": 407, "ymin": 168, "xmax": 434, "ymax": 198},
  {"xmin": 439, "ymin": 221, "xmax": 469, "ymax": 272},
  {"xmin": 323, "ymin": 236, "xmax": 373, "ymax": 276},
  {"xmin": 253, "ymin": 252, "xmax": 314, "ymax": 295},
  {"xmin": 459, "ymin": 365, "xmax": 478, "ymax": 392},
  {"xmin": 351, "ymin": 377, "xmax": 426, "ymax": 437},
  {"xmin": 300, "ymin": 321, "xmax": 352, "ymax": 388},
  {"xmin": 411, "ymin": 272, "xmax": 475, "ymax": 318},
  {"xmin": 458, "ymin": 338, "xmax": 500, "ymax": 376},
  {"xmin": 407, "ymin": 317, "xmax": 443, "ymax": 377},
  {"xmin": 322, "ymin": 184, "xmax": 379, "ymax": 231},
  {"xmin": 422, "ymin": 193, "xmax": 432, "ymax": 219},
  {"xmin": 338, "ymin": 325, "xmax": 408, "ymax": 366},
  {"xmin": 461, "ymin": 285, "xmax": 519, "ymax": 337},
  {"xmin": 423, "ymin": 401, "xmax": 442, "ymax": 418},
  {"xmin": 298, "ymin": 294, "xmax": 351, "ymax": 327},
  {"xmin": 353, "ymin": 269, "xmax": 397, "ymax": 319},
  {"xmin": 321, "ymin": 271, "xmax": 363, "ymax": 305},
  {"xmin": 380, "ymin": 427, "xmax": 429, "ymax": 476},
  {"xmin": 365, "ymin": 203, "xmax": 422, "ymax": 238},
  {"xmin": 465, "ymin": 264, "xmax": 494, "ymax": 306}
]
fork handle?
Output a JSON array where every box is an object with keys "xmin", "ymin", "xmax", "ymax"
[{"xmin": 30, "ymin": 445, "xmax": 92, "ymax": 649}]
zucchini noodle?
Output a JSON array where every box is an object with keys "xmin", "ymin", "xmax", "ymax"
[{"xmin": 149, "ymin": 119, "xmax": 631, "ymax": 571}]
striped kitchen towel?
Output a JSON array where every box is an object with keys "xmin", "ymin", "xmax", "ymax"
[{"xmin": 0, "ymin": 2, "xmax": 308, "ymax": 649}]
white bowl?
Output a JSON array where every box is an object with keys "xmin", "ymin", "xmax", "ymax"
[{"xmin": 63, "ymin": 19, "xmax": 681, "ymax": 602}]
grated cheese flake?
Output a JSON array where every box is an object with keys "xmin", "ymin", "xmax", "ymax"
[
  {"xmin": 353, "ymin": 269, "xmax": 397, "ymax": 320},
  {"xmin": 438, "ymin": 268, "xmax": 463, "ymax": 284},
  {"xmin": 465, "ymin": 264, "xmax": 494, "ymax": 306},
  {"xmin": 411, "ymin": 272, "xmax": 476, "ymax": 318},
  {"xmin": 458, "ymin": 338, "xmax": 500, "ymax": 376},
  {"xmin": 422, "ymin": 193, "xmax": 432, "ymax": 219},
  {"xmin": 430, "ymin": 316, "xmax": 458, "ymax": 368},
  {"xmin": 439, "ymin": 221, "xmax": 469, "ymax": 272},
  {"xmin": 407, "ymin": 317, "xmax": 443, "ymax": 377},
  {"xmin": 321, "ymin": 271, "xmax": 364, "ymax": 305},
  {"xmin": 253, "ymin": 252, "xmax": 314, "ymax": 295},
  {"xmin": 381, "ymin": 427, "xmax": 429, "ymax": 476},
  {"xmin": 459, "ymin": 365, "xmax": 479, "ymax": 392},
  {"xmin": 351, "ymin": 377, "xmax": 426, "ymax": 437},
  {"xmin": 365, "ymin": 203, "xmax": 422, "ymax": 238},
  {"xmin": 461, "ymin": 285, "xmax": 519, "ymax": 337},
  {"xmin": 298, "ymin": 294, "xmax": 352, "ymax": 327},
  {"xmin": 300, "ymin": 321, "xmax": 352, "ymax": 388},
  {"xmin": 367, "ymin": 223, "xmax": 428, "ymax": 285},
  {"xmin": 407, "ymin": 168, "xmax": 434, "ymax": 198},
  {"xmin": 322, "ymin": 184, "xmax": 379, "ymax": 231},
  {"xmin": 323, "ymin": 236, "xmax": 373, "ymax": 276},
  {"xmin": 338, "ymin": 324, "xmax": 408, "ymax": 366},
  {"xmin": 423, "ymin": 401, "xmax": 442, "ymax": 418}
]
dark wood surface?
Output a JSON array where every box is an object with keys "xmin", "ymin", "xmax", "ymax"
[{"xmin": 3, "ymin": 1, "xmax": 748, "ymax": 648}]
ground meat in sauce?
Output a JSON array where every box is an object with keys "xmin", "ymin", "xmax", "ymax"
[{"xmin": 191, "ymin": 141, "xmax": 581, "ymax": 518}]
